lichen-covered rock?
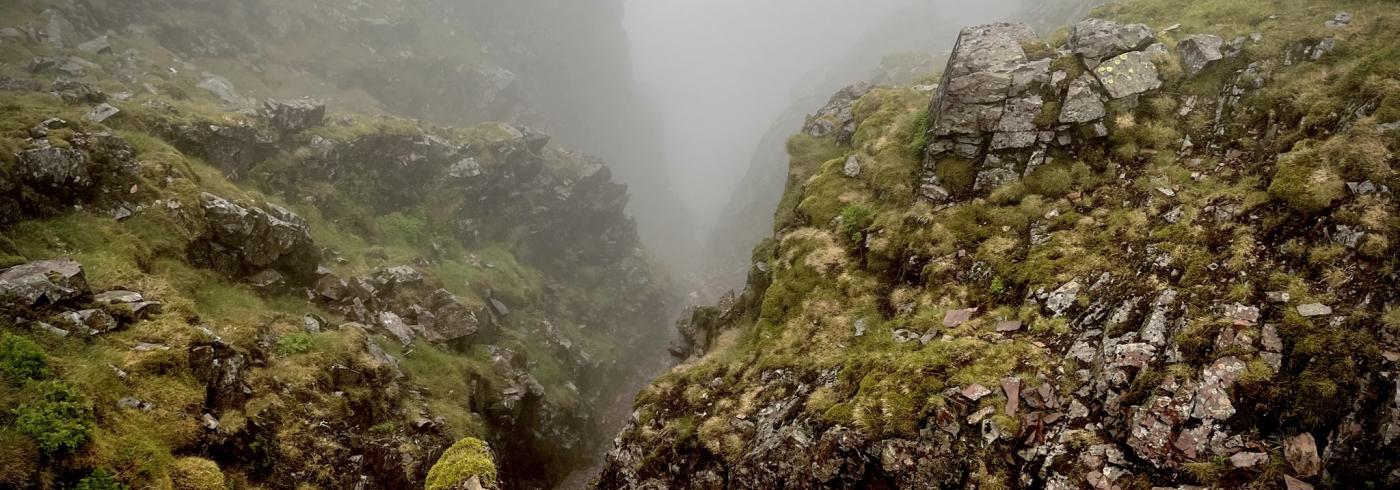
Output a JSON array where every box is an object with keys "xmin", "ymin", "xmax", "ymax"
[
  {"xmin": 15, "ymin": 147, "xmax": 91, "ymax": 191},
  {"xmin": 187, "ymin": 193, "xmax": 319, "ymax": 284},
  {"xmin": 1092, "ymin": 51, "xmax": 1162, "ymax": 99}
]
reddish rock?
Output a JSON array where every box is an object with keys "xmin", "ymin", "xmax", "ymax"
[
  {"xmin": 1002, "ymin": 377, "xmax": 1021, "ymax": 416},
  {"xmin": 1285, "ymin": 433, "xmax": 1321, "ymax": 477},
  {"xmin": 1229, "ymin": 451, "xmax": 1268, "ymax": 468},
  {"xmin": 995, "ymin": 320, "xmax": 1023, "ymax": 332},
  {"xmin": 962, "ymin": 383, "xmax": 992, "ymax": 401},
  {"xmin": 944, "ymin": 308, "xmax": 977, "ymax": 327},
  {"xmin": 1284, "ymin": 475, "xmax": 1314, "ymax": 490}
]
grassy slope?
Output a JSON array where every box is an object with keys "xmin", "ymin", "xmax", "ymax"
[
  {"xmin": 627, "ymin": 0, "xmax": 1398, "ymax": 486},
  {"xmin": 0, "ymin": 54, "xmax": 614, "ymax": 490}
]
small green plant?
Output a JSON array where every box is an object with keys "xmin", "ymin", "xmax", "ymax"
[
  {"xmin": 276, "ymin": 333, "xmax": 314, "ymax": 355},
  {"xmin": 989, "ymin": 277, "xmax": 1007, "ymax": 295},
  {"xmin": 840, "ymin": 205, "xmax": 874, "ymax": 242},
  {"xmin": 0, "ymin": 333, "xmax": 49, "ymax": 385},
  {"xmin": 74, "ymin": 469, "xmax": 127, "ymax": 490},
  {"xmin": 426, "ymin": 437, "xmax": 498, "ymax": 490},
  {"xmin": 13, "ymin": 380, "xmax": 95, "ymax": 454}
]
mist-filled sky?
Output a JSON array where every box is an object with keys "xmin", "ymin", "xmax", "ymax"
[{"xmin": 623, "ymin": 0, "xmax": 1023, "ymax": 232}]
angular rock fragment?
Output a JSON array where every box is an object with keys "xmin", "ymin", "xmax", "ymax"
[
  {"xmin": 1178, "ymin": 34, "xmax": 1224, "ymax": 77},
  {"xmin": 1069, "ymin": 18, "xmax": 1155, "ymax": 68},
  {"xmin": 1296, "ymin": 303, "xmax": 1332, "ymax": 317},
  {"xmin": 1060, "ymin": 74, "xmax": 1106, "ymax": 124},
  {"xmin": 1285, "ymin": 433, "xmax": 1321, "ymax": 477}
]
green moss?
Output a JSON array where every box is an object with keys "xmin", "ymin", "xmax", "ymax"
[{"xmin": 425, "ymin": 437, "xmax": 498, "ymax": 490}]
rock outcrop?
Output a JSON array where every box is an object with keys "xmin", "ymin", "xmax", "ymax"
[
  {"xmin": 187, "ymin": 193, "xmax": 319, "ymax": 285},
  {"xmin": 803, "ymin": 82, "xmax": 875, "ymax": 144},
  {"xmin": 918, "ymin": 19, "xmax": 1169, "ymax": 202}
]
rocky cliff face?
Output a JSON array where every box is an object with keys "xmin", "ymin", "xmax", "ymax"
[
  {"xmin": 601, "ymin": 1, "xmax": 1398, "ymax": 488},
  {"xmin": 0, "ymin": 2, "xmax": 669, "ymax": 489}
]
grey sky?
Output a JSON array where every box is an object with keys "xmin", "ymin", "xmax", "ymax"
[{"xmin": 623, "ymin": 0, "xmax": 1023, "ymax": 231}]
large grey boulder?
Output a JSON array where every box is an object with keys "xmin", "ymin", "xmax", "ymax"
[
  {"xmin": 188, "ymin": 193, "xmax": 319, "ymax": 284},
  {"xmin": 261, "ymin": 98, "xmax": 326, "ymax": 135},
  {"xmin": 51, "ymin": 80, "xmax": 107, "ymax": 104},
  {"xmin": 420, "ymin": 289, "xmax": 483, "ymax": 345},
  {"xmin": 16, "ymin": 147, "xmax": 92, "ymax": 190},
  {"xmin": 0, "ymin": 259, "xmax": 89, "ymax": 305},
  {"xmin": 1178, "ymin": 34, "xmax": 1224, "ymax": 77},
  {"xmin": 1068, "ymin": 18, "xmax": 1155, "ymax": 68},
  {"xmin": 1092, "ymin": 51, "xmax": 1162, "ymax": 99}
]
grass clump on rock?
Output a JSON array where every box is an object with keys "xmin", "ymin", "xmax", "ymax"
[{"xmin": 170, "ymin": 456, "xmax": 225, "ymax": 490}]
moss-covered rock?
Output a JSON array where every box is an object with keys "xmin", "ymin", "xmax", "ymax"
[
  {"xmin": 169, "ymin": 457, "xmax": 225, "ymax": 490},
  {"xmin": 426, "ymin": 438, "xmax": 498, "ymax": 490}
]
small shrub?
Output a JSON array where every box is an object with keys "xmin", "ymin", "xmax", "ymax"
[
  {"xmin": 74, "ymin": 469, "xmax": 128, "ymax": 490},
  {"xmin": 276, "ymin": 333, "xmax": 314, "ymax": 356},
  {"xmin": 840, "ymin": 205, "xmax": 874, "ymax": 243},
  {"xmin": 989, "ymin": 277, "xmax": 1007, "ymax": 295},
  {"xmin": 13, "ymin": 380, "xmax": 95, "ymax": 454},
  {"xmin": 0, "ymin": 333, "xmax": 49, "ymax": 385},
  {"xmin": 426, "ymin": 437, "xmax": 498, "ymax": 490},
  {"xmin": 171, "ymin": 457, "xmax": 225, "ymax": 490}
]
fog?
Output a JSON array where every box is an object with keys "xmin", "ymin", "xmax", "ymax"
[{"xmin": 623, "ymin": 0, "xmax": 1024, "ymax": 240}]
